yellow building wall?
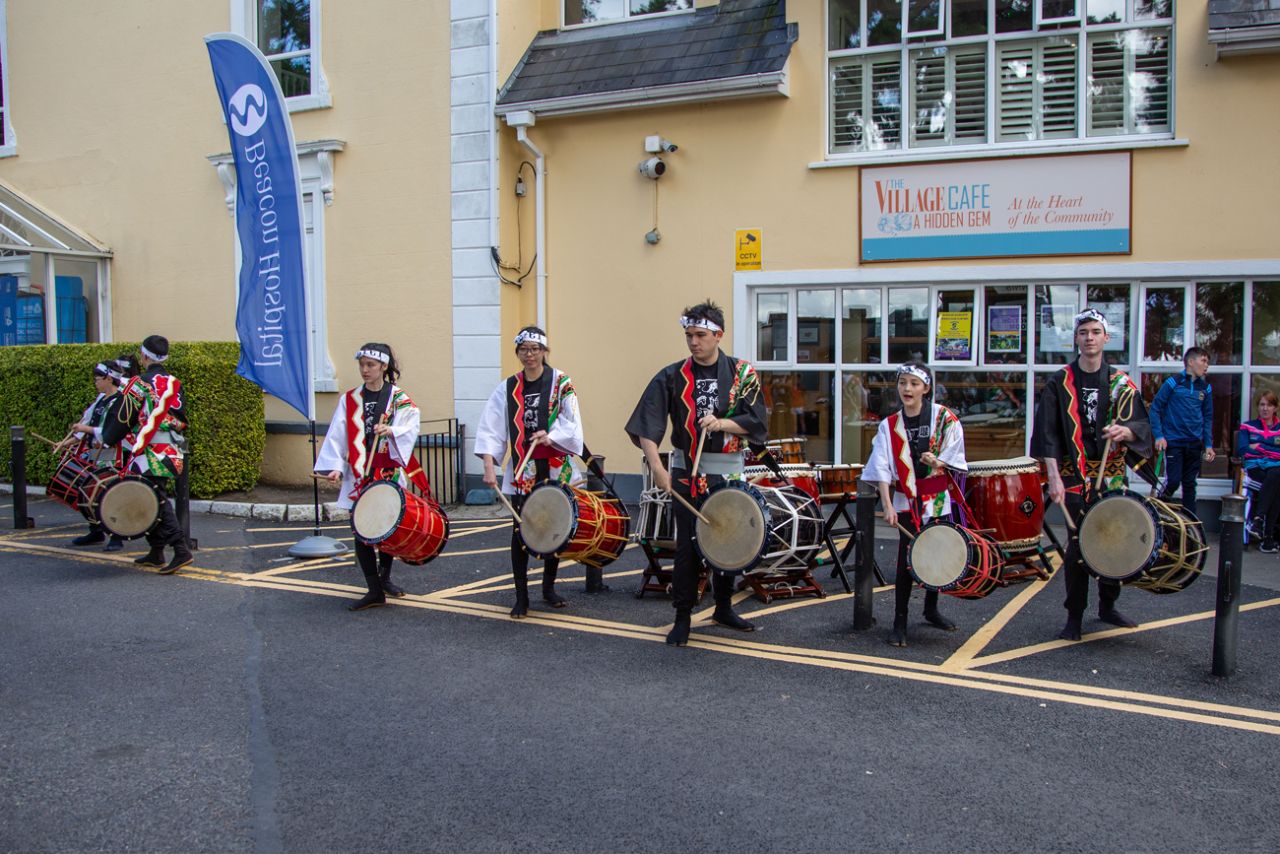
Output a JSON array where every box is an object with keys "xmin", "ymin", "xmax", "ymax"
[
  {"xmin": 2, "ymin": 1, "xmax": 455, "ymax": 486},
  {"xmin": 493, "ymin": 4, "xmax": 1280, "ymax": 477}
]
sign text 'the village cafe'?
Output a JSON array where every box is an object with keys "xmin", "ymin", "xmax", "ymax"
[{"xmin": 859, "ymin": 152, "xmax": 1131, "ymax": 263}]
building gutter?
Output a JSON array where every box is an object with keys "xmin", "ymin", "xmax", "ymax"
[
  {"xmin": 1209, "ymin": 24, "xmax": 1280, "ymax": 58},
  {"xmin": 495, "ymin": 69, "xmax": 788, "ymax": 120}
]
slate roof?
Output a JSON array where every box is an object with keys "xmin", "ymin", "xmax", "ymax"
[
  {"xmin": 1209, "ymin": 0, "xmax": 1280, "ymax": 30},
  {"xmin": 496, "ymin": 0, "xmax": 796, "ymax": 109}
]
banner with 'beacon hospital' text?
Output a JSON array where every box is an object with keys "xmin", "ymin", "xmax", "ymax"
[{"xmin": 205, "ymin": 33, "xmax": 313, "ymax": 420}]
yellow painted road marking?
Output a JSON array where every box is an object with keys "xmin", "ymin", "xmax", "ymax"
[
  {"xmin": 9, "ymin": 539, "xmax": 1280, "ymax": 736},
  {"xmin": 942, "ymin": 576, "xmax": 1054, "ymax": 672},
  {"xmin": 967, "ymin": 597, "xmax": 1280, "ymax": 668}
]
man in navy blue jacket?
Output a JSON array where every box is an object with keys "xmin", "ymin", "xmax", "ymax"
[{"xmin": 1150, "ymin": 347, "xmax": 1214, "ymax": 514}]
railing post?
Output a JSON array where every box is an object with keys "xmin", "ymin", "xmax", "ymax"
[
  {"xmin": 583, "ymin": 454, "xmax": 608, "ymax": 594},
  {"xmin": 456, "ymin": 421, "xmax": 466, "ymax": 506},
  {"xmin": 10, "ymin": 426, "xmax": 33, "ymax": 529},
  {"xmin": 853, "ymin": 481, "xmax": 877, "ymax": 631},
  {"xmin": 176, "ymin": 454, "xmax": 193, "ymax": 549},
  {"xmin": 1212, "ymin": 493, "xmax": 1245, "ymax": 678}
]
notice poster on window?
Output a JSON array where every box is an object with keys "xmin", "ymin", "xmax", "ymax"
[
  {"xmin": 860, "ymin": 152, "xmax": 1131, "ymax": 263},
  {"xmin": 987, "ymin": 305, "xmax": 1022, "ymax": 353},
  {"xmin": 1039, "ymin": 304, "xmax": 1076, "ymax": 353},
  {"xmin": 934, "ymin": 311, "xmax": 973, "ymax": 360},
  {"xmin": 1097, "ymin": 301, "xmax": 1127, "ymax": 352}
]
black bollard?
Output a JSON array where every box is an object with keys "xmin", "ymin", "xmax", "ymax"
[
  {"xmin": 583, "ymin": 455, "xmax": 609, "ymax": 594},
  {"xmin": 853, "ymin": 481, "xmax": 878, "ymax": 631},
  {"xmin": 175, "ymin": 455, "xmax": 198, "ymax": 551},
  {"xmin": 10, "ymin": 426, "xmax": 33, "ymax": 529},
  {"xmin": 1212, "ymin": 493, "xmax": 1245, "ymax": 677}
]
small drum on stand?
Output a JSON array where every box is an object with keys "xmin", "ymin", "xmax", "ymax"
[
  {"xmin": 695, "ymin": 481, "xmax": 826, "ymax": 602},
  {"xmin": 352, "ymin": 480, "xmax": 450, "ymax": 566},
  {"xmin": 46, "ymin": 454, "xmax": 118, "ymax": 522},
  {"xmin": 1076, "ymin": 489, "xmax": 1207, "ymax": 593},
  {"xmin": 94, "ymin": 475, "xmax": 165, "ymax": 540},
  {"xmin": 763, "ymin": 437, "xmax": 807, "ymax": 465},
  {"xmin": 813, "ymin": 464, "xmax": 863, "ymax": 500},
  {"xmin": 519, "ymin": 482, "xmax": 630, "ymax": 569},
  {"xmin": 744, "ymin": 464, "xmax": 821, "ymax": 503},
  {"xmin": 636, "ymin": 454, "xmax": 676, "ymax": 553},
  {"xmin": 907, "ymin": 520, "xmax": 1004, "ymax": 599},
  {"xmin": 963, "ymin": 456, "xmax": 1047, "ymax": 582}
]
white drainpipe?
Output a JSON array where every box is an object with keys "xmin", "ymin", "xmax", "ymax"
[{"xmin": 507, "ymin": 112, "xmax": 546, "ymax": 330}]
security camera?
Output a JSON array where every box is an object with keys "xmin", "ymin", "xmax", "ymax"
[
  {"xmin": 644, "ymin": 135, "xmax": 679, "ymax": 154},
  {"xmin": 638, "ymin": 157, "xmax": 666, "ymax": 180}
]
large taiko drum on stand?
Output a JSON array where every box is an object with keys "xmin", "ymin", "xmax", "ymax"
[
  {"xmin": 95, "ymin": 476, "xmax": 165, "ymax": 539},
  {"xmin": 46, "ymin": 454, "xmax": 117, "ymax": 522},
  {"xmin": 352, "ymin": 480, "xmax": 450, "ymax": 565},
  {"xmin": 907, "ymin": 520, "xmax": 1004, "ymax": 599},
  {"xmin": 519, "ymin": 482, "xmax": 630, "ymax": 569},
  {"xmin": 814, "ymin": 464, "xmax": 863, "ymax": 500},
  {"xmin": 962, "ymin": 456, "xmax": 1044, "ymax": 558},
  {"xmin": 694, "ymin": 481, "xmax": 823, "ymax": 574},
  {"xmin": 762, "ymin": 437, "xmax": 807, "ymax": 465},
  {"xmin": 1076, "ymin": 489, "xmax": 1207, "ymax": 593},
  {"xmin": 636, "ymin": 454, "xmax": 676, "ymax": 552},
  {"xmin": 744, "ymin": 464, "xmax": 821, "ymax": 503}
]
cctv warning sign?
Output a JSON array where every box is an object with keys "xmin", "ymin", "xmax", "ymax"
[{"xmin": 735, "ymin": 229, "xmax": 762, "ymax": 271}]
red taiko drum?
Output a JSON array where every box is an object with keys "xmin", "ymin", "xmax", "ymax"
[
  {"xmin": 352, "ymin": 480, "xmax": 450, "ymax": 566},
  {"xmin": 962, "ymin": 456, "xmax": 1044, "ymax": 558}
]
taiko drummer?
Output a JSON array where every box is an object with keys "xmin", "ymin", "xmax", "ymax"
[
  {"xmin": 316, "ymin": 343, "xmax": 431, "ymax": 611},
  {"xmin": 1031, "ymin": 309, "xmax": 1153, "ymax": 640},
  {"xmin": 624, "ymin": 300, "xmax": 768, "ymax": 647},
  {"xmin": 864, "ymin": 362, "xmax": 968, "ymax": 648},
  {"xmin": 475, "ymin": 327, "xmax": 584, "ymax": 618}
]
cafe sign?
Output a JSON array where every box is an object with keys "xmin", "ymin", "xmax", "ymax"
[{"xmin": 860, "ymin": 152, "xmax": 1131, "ymax": 263}]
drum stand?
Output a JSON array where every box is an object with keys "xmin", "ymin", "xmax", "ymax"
[
  {"xmin": 996, "ymin": 547, "xmax": 1054, "ymax": 583},
  {"xmin": 817, "ymin": 491, "xmax": 885, "ymax": 590},
  {"xmin": 634, "ymin": 538, "xmax": 709, "ymax": 602}
]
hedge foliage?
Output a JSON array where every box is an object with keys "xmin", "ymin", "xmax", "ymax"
[{"xmin": 0, "ymin": 342, "xmax": 264, "ymax": 499}]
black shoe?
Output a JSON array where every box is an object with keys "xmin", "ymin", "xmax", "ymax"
[
  {"xmin": 1099, "ymin": 606, "xmax": 1138, "ymax": 628},
  {"xmin": 711, "ymin": 607, "xmax": 755, "ymax": 632},
  {"xmin": 923, "ymin": 609, "xmax": 957, "ymax": 631},
  {"xmin": 71, "ymin": 530, "xmax": 107, "ymax": 547},
  {"xmin": 159, "ymin": 545, "xmax": 193, "ymax": 575},
  {"xmin": 133, "ymin": 547, "xmax": 166, "ymax": 568},
  {"xmin": 510, "ymin": 595, "xmax": 529, "ymax": 619},
  {"xmin": 1058, "ymin": 616, "xmax": 1083, "ymax": 641},
  {"xmin": 542, "ymin": 588, "xmax": 567, "ymax": 609},
  {"xmin": 347, "ymin": 590, "xmax": 386, "ymax": 611},
  {"xmin": 666, "ymin": 612, "xmax": 691, "ymax": 647},
  {"xmin": 380, "ymin": 577, "xmax": 406, "ymax": 598},
  {"xmin": 1261, "ymin": 540, "xmax": 1279, "ymax": 554},
  {"xmin": 1247, "ymin": 517, "xmax": 1266, "ymax": 541},
  {"xmin": 887, "ymin": 617, "xmax": 908, "ymax": 648},
  {"xmin": 104, "ymin": 536, "xmax": 125, "ymax": 552}
]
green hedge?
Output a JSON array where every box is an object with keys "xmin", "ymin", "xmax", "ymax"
[{"xmin": 0, "ymin": 342, "xmax": 264, "ymax": 499}]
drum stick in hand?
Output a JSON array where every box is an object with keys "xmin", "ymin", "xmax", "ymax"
[
  {"xmin": 1055, "ymin": 496, "xmax": 1078, "ymax": 533},
  {"xmin": 667, "ymin": 487, "xmax": 713, "ymax": 526},
  {"xmin": 1095, "ymin": 432, "xmax": 1113, "ymax": 492},
  {"xmin": 28, "ymin": 430, "xmax": 63, "ymax": 447},
  {"xmin": 514, "ymin": 437, "xmax": 541, "ymax": 485},
  {"xmin": 495, "ymin": 490, "xmax": 522, "ymax": 525},
  {"xmin": 691, "ymin": 428, "xmax": 708, "ymax": 482},
  {"xmin": 894, "ymin": 522, "xmax": 917, "ymax": 542}
]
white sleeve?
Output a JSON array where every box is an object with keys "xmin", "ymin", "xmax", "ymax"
[
  {"xmin": 385, "ymin": 390, "xmax": 420, "ymax": 467},
  {"xmin": 314, "ymin": 398, "xmax": 350, "ymax": 476},
  {"xmin": 938, "ymin": 412, "xmax": 968, "ymax": 474},
  {"xmin": 863, "ymin": 419, "xmax": 894, "ymax": 485},
  {"xmin": 546, "ymin": 381, "xmax": 584, "ymax": 457},
  {"xmin": 473, "ymin": 382, "xmax": 510, "ymax": 462}
]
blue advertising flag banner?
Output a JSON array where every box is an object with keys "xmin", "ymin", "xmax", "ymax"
[
  {"xmin": 0, "ymin": 274, "xmax": 16, "ymax": 347},
  {"xmin": 205, "ymin": 33, "xmax": 313, "ymax": 419}
]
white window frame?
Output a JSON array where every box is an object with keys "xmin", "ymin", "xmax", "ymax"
[
  {"xmin": 823, "ymin": 0, "xmax": 1176, "ymax": 163},
  {"xmin": 753, "ymin": 288, "xmax": 793, "ymax": 368},
  {"xmin": 230, "ymin": 0, "xmax": 331, "ymax": 112},
  {"xmin": 0, "ymin": 0, "xmax": 14, "ymax": 157},
  {"xmin": 1137, "ymin": 280, "xmax": 1190, "ymax": 367},
  {"xmin": 929, "ymin": 284, "xmax": 980, "ymax": 367},
  {"xmin": 561, "ymin": 1, "xmax": 695, "ymax": 30}
]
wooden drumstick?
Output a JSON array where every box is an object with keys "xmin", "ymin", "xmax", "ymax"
[
  {"xmin": 1055, "ymin": 495, "xmax": 1078, "ymax": 533},
  {"xmin": 666, "ymin": 487, "xmax": 713, "ymax": 526},
  {"xmin": 495, "ymin": 490, "xmax": 522, "ymax": 525},
  {"xmin": 514, "ymin": 436, "xmax": 541, "ymax": 485},
  {"xmin": 365, "ymin": 413, "xmax": 389, "ymax": 480},
  {"xmin": 1095, "ymin": 431, "xmax": 1113, "ymax": 492},
  {"xmin": 690, "ymin": 427, "xmax": 708, "ymax": 483},
  {"xmin": 894, "ymin": 522, "xmax": 917, "ymax": 542},
  {"xmin": 28, "ymin": 430, "xmax": 63, "ymax": 447}
]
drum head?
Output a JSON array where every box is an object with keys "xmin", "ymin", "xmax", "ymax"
[
  {"xmin": 98, "ymin": 479, "xmax": 161, "ymax": 538},
  {"xmin": 966, "ymin": 456, "xmax": 1038, "ymax": 476},
  {"xmin": 352, "ymin": 481, "xmax": 406, "ymax": 542},
  {"xmin": 1078, "ymin": 493, "xmax": 1156, "ymax": 580},
  {"xmin": 909, "ymin": 524, "xmax": 968, "ymax": 588},
  {"xmin": 520, "ymin": 485, "xmax": 575, "ymax": 556},
  {"xmin": 695, "ymin": 486, "xmax": 767, "ymax": 572}
]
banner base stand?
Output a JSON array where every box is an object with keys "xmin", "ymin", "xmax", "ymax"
[{"xmin": 288, "ymin": 535, "xmax": 349, "ymax": 559}]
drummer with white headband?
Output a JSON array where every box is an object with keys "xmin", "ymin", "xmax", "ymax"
[
  {"xmin": 475, "ymin": 326, "xmax": 585, "ymax": 618},
  {"xmin": 864, "ymin": 361, "xmax": 968, "ymax": 647}
]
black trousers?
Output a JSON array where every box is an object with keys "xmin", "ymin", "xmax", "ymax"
[
  {"xmin": 1162, "ymin": 441, "xmax": 1203, "ymax": 513},
  {"xmin": 1061, "ymin": 492, "xmax": 1121, "ymax": 618},
  {"xmin": 893, "ymin": 516, "xmax": 940, "ymax": 620},
  {"xmin": 143, "ymin": 474, "xmax": 184, "ymax": 549},
  {"xmin": 509, "ymin": 491, "xmax": 560, "ymax": 591},
  {"xmin": 1253, "ymin": 467, "xmax": 1280, "ymax": 539},
  {"xmin": 354, "ymin": 539, "xmax": 393, "ymax": 579},
  {"xmin": 670, "ymin": 470, "xmax": 735, "ymax": 614}
]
